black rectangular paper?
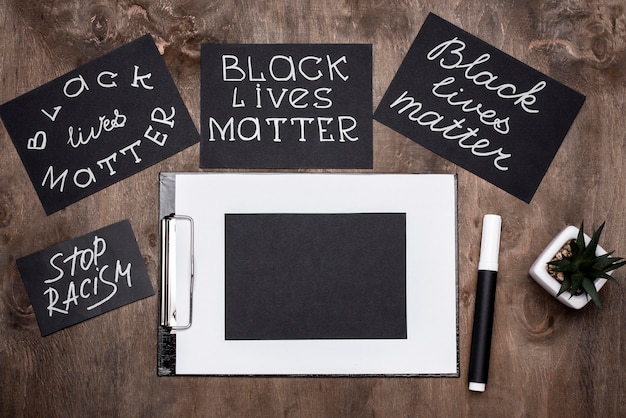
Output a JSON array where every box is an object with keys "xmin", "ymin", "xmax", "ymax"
[
  {"xmin": 0, "ymin": 34, "xmax": 199, "ymax": 214},
  {"xmin": 201, "ymin": 44, "xmax": 373, "ymax": 168},
  {"xmin": 224, "ymin": 213, "xmax": 406, "ymax": 340},
  {"xmin": 374, "ymin": 13, "xmax": 586, "ymax": 203},
  {"xmin": 16, "ymin": 220, "xmax": 154, "ymax": 336}
]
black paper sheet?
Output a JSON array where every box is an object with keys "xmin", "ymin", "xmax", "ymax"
[
  {"xmin": 16, "ymin": 220, "xmax": 154, "ymax": 336},
  {"xmin": 201, "ymin": 44, "xmax": 373, "ymax": 169},
  {"xmin": 224, "ymin": 213, "xmax": 407, "ymax": 340},
  {"xmin": 374, "ymin": 13, "xmax": 585, "ymax": 203},
  {"xmin": 0, "ymin": 34, "xmax": 199, "ymax": 214}
]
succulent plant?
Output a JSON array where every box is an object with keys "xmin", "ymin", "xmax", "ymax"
[{"xmin": 547, "ymin": 222, "xmax": 625, "ymax": 308}]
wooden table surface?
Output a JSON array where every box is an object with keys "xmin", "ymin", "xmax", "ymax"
[{"xmin": 1, "ymin": 1, "xmax": 625, "ymax": 416}]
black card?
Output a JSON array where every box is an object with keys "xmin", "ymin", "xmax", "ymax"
[
  {"xmin": 0, "ymin": 34, "xmax": 199, "ymax": 215},
  {"xmin": 374, "ymin": 13, "xmax": 585, "ymax": 202},
  {"xmin": 16, "ymin": 220, "xmax": 154, "ymax": 336},
  {"xmin": 200, "ymin": 44, "xmax": 373, "ymax": 168},
  {"xmin": 224, "ymin": 213, "xmax": 406, "ymax": 340}
]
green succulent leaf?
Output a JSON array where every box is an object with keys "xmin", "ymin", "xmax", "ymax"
[
  {"xmin": 585, "ymin": 270, "xmax": 614, "ymax": 280},
  {"xmin": 546, "ymin": 222, "xmax": 624, "ymax": 308},
  {"xmin": 582, "ymin": 277, "xmax": 602, "ymax": 308},
  {"xmin": 556, "ymin": 275, "xmax": 572, "ymax": 297},
  {"xmin": 593, "ymin": 253, "xmax": 615, "ymax": 270},
  {"xmin": 591, "ymin": 257, "xmax": 624, "ymax": 272},
  {"xmin": 570, "ymin": 272, "xmax": 584, "ymax": 295},
  {"xmin": 573, "ymin": 223, "xmax": 586, "ymax": 253},
  {"xmin": 548, "ymin": 258, "xmax": 574, "ymax": 272}
]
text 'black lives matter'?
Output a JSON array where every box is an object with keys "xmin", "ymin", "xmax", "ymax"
[
  {"xmin": 0, "ymin": 34, "xmax": 199, "ymax": 214},
  {"xmin": 16, "ymin": 220, "xmax": 154, "ymax": 336},
  {"xmin": 201, "ymin": 44, "xmax": 373, "ymax": 169},
  {"xmin": 374, "ymin": 13, "xmax": 585, "ymax": 203}
]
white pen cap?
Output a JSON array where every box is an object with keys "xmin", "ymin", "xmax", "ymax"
[
  {"xmin": 478, "ymin": 214, "xmax": 502, "ymax": 272},
  {"xmin": 469, "ymin": 382, "xmax": 486, "ymax": 392}
]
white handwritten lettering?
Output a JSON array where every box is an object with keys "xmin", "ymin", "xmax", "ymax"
[
  {"xmin": 97, "ymin": 153, "xmax": 118, "ymax": 176},
  {"xmin": 231, "ymin": 86, "xmax": 245, "ymax": 107},
  {"xmin": 66, "ymin": 109, "xmax": 127, "ymax": 148},
  {"xmin": 73, "ymin": 168, "xmax": 97, "ymax": 189},
  {"xmin": 119, "ymin": 140, "xmax": 143, "ymax": 163},
  {"xmin": 43, "ymin": 235, "xmax": 134, "ymax": 317},
  {"xmin": 97, "ymin": 71, "xmax": 118, "ymax": 88},
  {"xmin": 208, "ymin": 116, "xmax": 359, "ymax": 143},
  {"xmin": 222, "ymin": 54, "xmax": 349, "ymax": 82},
  {"xmin": 60, "ymin": 66, "xmax": 157, "ymax": 101},
  {"xmin": 431, "ymin": 77, "xmax": 510, "ymax": 134},
  {"xmin": 427, "ymin": 37, "xmax": 546, "ymax": 114},
  {"xmin": 233, "ymin": 86, "xmax": 334, "ymax": 110},
  {"xmin": 131, "ymin": 65, "xmax": 154, "ymax": 90},
  {"xmin": 42, "ymin": 166, "xmax": 69, "ymax": 192},
  {"xmin": 41, "ymin": 106, "xmax": 62, "ymax": 122},
  {"xmin": 390, "ymin": 91, "xmax": 511, "ymax": 171},
  {"xmin": 64, "ymin": 75, "xmax": 90, "ymax": 98},
  {"xmin": 27, "ymin": 131, "xmax": 47, "ymax": 150},
  {"xmin": 46, "ymin": 253, "xmax": 65, "ymax": 284},
  {"xmin": 151, "ymin": 106, "xmax": 176, "ymax": 128},
  {"xmin": 42, "ymin": 137, "xmax": 149, "ymax": 193}
]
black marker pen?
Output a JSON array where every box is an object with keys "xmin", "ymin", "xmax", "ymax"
[{"xmin": 468, "ymin": 214, "xmax": 501, "ymax": 392}]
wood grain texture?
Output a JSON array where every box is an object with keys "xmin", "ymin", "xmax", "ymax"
[{"xmin": 1, "ymin": 0, "xmax": 625, "ymax": 416}]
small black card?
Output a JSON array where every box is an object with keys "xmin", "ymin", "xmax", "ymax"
[
  {"xmin": 16, "ymin": 220, "xmax": 154, "ymax": 336},
  {"xmin": 374, "ymin": 13, "xmax": 585, "ymax": 202},
  {"xmin": 0, "ymin": 34, "xmax": 199, "ymax": 214},
  {"xmin": 200, "ymin": 44, "xmax": 373, "ymax": 169},
  {"xmin": 224, "ymin": 213, "xmax": 407, "ymax": 340}
]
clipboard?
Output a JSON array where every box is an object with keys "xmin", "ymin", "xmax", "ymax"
[{"xmin": 158, "ymin": 172, "xmax": 458, "ymax": 376}]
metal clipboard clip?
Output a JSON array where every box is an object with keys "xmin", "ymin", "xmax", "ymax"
[{"xmin": 160, "ymin": 214, "xmax": 194, "ymax": 332}]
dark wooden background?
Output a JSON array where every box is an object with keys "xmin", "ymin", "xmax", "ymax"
[{"xmin": 2, "ymin": 1, "xmax": 625, "ymax": 416}]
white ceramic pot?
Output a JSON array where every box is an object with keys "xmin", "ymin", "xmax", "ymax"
[{"xmin": 528, "ymin": 225, "xmax": 609, "ymax": 309}]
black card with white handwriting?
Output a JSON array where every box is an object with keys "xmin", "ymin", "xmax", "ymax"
[
  {"xmin": 0, "ymin": 34, "xmax": 199, "ymax": 215},
  {"xmin": 374, "ymin": 13, "xmax": 585, "ymax": 202},
  {"xmin": 200, "ymin": 44, "xmax": 372, "ymax": 168},
  {"xmin": 16, "ymin": 220, "xmax": 154, "ymax": 336}
]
